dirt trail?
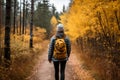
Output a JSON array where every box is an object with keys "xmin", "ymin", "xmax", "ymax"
[{"xmin": 27, "ymin": 46, "xmax": 95, "ymax": 80}]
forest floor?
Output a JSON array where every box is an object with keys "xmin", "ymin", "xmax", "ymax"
[{"xmin": 26, "ymin": 42, "xmax": 95, "ymax": 80}]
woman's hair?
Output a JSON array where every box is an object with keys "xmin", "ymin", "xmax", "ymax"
[{"xmin": 56, "ymin": 31, "xmax": 66, "ymax": 38}]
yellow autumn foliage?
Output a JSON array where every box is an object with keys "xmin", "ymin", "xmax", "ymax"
[
  {"xmin": 50, "ymin": 16, "xmax": 58, "ymax": 35},
  {"xmin": 60, "ymin": 0, "xmax": 120, "ymax": 41}
]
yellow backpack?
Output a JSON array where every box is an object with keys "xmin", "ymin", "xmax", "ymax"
[{"xmin": 53, "ymin": 38, "xmax": 67, "ymax": 60}]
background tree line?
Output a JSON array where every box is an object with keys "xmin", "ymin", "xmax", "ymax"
[{"xmin": 0, "ymin": 0, "xmax": 66, "ymax": 66}]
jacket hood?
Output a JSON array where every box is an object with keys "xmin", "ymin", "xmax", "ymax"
[{"xmin": 56, "ymin": 32, "xmax": 65, "ymax": 38}]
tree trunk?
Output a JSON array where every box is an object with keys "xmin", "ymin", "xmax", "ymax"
[
  {"xmin": 30, "ymin": 0, "xmax": 34, "ymax": 48},
  {"xmin": 20, "ymin": 0, "xmax": 21, "ymax": 35},
  {"xmin": 25, "ymin": 1, "xmax": 28, "ymax": 34},
  {"xmin": 1, "ymin": 0, "xmax": 5, "ymax": 27},
  {"xmin": 0, "ymin": 0, "xmax": 1, "ymax": 32},
  {"xmin": 22, "ymin": 0, "xmax": 25, "ymax": 34},
  {"xmin": 4, "ymin": 0, "xmax": 11, "ymax": 65},
  {"xmin": 13, "ymin": 0, "xmax": 16, "ymax": 34},
  {"xmin": 0, "ymin": 0, "xmax": 2, "ymax": 64}
]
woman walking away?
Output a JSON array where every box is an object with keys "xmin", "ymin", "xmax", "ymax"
[{"xmin": 48, "ymin": 23, "xmax": 71, "ymax": 80}]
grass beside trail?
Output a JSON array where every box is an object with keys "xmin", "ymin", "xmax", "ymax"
[
  {"xmin": 0, "ymin": 27, "xmax": 47, "ymax": 80},
  {"xmin": 0, "ymin": 37, "xmax": 47, "ymax": 80}
]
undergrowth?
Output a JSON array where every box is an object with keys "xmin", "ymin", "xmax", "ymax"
[
  {"xmin": 0, "ymin": 27, "xmax": 47, "ymax": 80},
  {"xmin": 75, "ymin": 44, "xmax": 120, "ymax": 80}
]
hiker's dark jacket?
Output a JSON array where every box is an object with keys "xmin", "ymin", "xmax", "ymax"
[{"xmin": 48, "ymin": 33, "xmax": 71, "ymax": 62}]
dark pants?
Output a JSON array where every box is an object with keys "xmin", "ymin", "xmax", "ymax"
[{"xmin": 53, "ymin": 61, "xmax": 67, "ymax": 80}]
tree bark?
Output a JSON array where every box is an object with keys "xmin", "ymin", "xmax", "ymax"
[
  {"xmin": 30, "ymin": 0, "xmax": 34, "ymax": 48},
  {"xmin": 13, "ymin": 0, "xmax": 16, "ymax": 34},
  {"xmin": 20, "ymin": 0, "xmax": 21, "ymax": 35},
  {"xmin": 4, "ymin": 0, "xmax": 11, "ymax": 66},
  {"xmin": 25, "ymin": 1, "xmax": 28, "ymax": 34},
  {"xmin": 0, "ymin": 0, "xmax": 2, "ymax": 64},
  {"xmin": 22, "ymin": 0, "xmax": 25, "ymax": 34},
  {"xmin": 0, "ymin": 0, "xmax": 1, "ymax": 31}
]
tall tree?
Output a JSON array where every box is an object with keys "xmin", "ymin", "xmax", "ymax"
[
  {"xmin": 10, "ymin": 0, "xmax": 14, "ymax": 27},
  {"xmin": 20, "ymin": 0, "xmax": 22, "ymax": 35},
  {"xmin": 1, "ymin": 0, "xmax": 5, "ymax": 26},
  {"xmin": 51, "ymin": 4, "xmax": 56, "ymax": 15},
  {"xmin": 13, "ymin": 0, "xmax": 17, "ymax": 34},
  {"xmin": 0, "ymin": 0, "xmax": 2, "ymax": 63},
  {"xmin": 25, "ymin": 0, "xmax": 28, "ymax": 34},
  {"xmin": 16, "ymin": 1, "xmax": 19, "ymax": 34},
  {"xmin": 22, "ymin": 0, "xmax": 25, "ymax": 34},
  {"xmin": 4, "ymin": 0, "xmax": 11, "ymax": 64},
  {"xmin": 34, "ymin": 0, "xmax": 52, "ymax": 37},
  {"xmin": 55, "ymin": 12, "xmax": 60, "ymax": 21},
  {"xmin": 30, "ymin": 0, "xmax": 34, "ymax": 48},
  {"xmin": 43, "ymin": 0, "xmax": 52, "ymax": 36},
  {"xmin": 0, "ymin": 0, "xmax": 2, "ymax": 35},
  {"xmin": 0, "ymin": 0, "xmax": 1, "ymax": 27},
  {"xmin": 62, "ymin": 5, "xmax": 66, "ymax": 13}
]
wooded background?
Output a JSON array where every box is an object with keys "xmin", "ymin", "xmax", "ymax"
[{"xmin": 0, "ymin": 0, "xmax": 120, "ymax": 80}]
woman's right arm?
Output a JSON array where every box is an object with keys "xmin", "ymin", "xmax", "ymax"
[{"xmin": 48, "ymin": 37, "xmax": 55, "ymax": 62}]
